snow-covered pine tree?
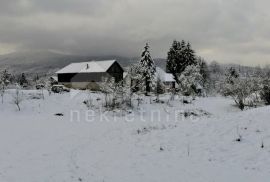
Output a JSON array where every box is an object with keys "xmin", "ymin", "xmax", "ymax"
[
  {"xmin": 178, "ymin": 64, "xmax": 203, "ymax": 96},
  {"xmin": 139, "ymin": 43, "xmax": 156, "ymax": 95},
  {"xmin": 167, "ymin": 40, "xmax": 196, "ymax": 85},
  {"xmin": 1, "ymin": 70, "xmax": 10, "ymax": 85},
  {"xmin": 0, "ymin": 69, "xmax": 10, "ymax": 104}
]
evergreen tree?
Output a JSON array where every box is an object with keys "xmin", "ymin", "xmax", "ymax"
[
  {"xmin": 166, "ymin": 40, "xmax": 181, "ymax": 73},
  {"xmin": 179, "ymin": 64, "xmax": 203, "ymax": 96},
  {"xmin": 1, "ymin": 69, "xmax": 10, "ymax": 85},
  {"xmin": 167, "ymin": 40, "xmax": 196, "ymax": 84},
  {"xmin": 181, "ymin": 40, "xmax": 186, "ymax": 48},
  {"xmin": 185, "ymin": 42, "xmax": 196, "ymax": 65},
  {"xmin": 19, "ymin": 73, "xmax": 28, "ymax": 86},
  {"xmin": 0, "ymin": 69, "xmax": 10, "ymax": 104},
  {"xmin": 261, "ymin": 79, "xmax": 270, "ymax": 105},
  {"xmin": 139, "ymin": 43, "xmax": 156, "ymax": 95}
]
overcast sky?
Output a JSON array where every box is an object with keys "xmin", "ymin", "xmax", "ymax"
[{"xmin": 0, "ymin": 0, "xmax": 270, "ymax": 66}]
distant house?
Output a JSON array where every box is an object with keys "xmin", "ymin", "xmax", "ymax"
[
  {"xmin": 56, "ymin": 60, "xmax": 124, "ymax": 89},
  {"xmin": 123, "ymin": 67, "xmax": 176, "ymax": 92},
  {"xmin": 156, "ymin": 67, "xmax": 176, "ymax": 90}
]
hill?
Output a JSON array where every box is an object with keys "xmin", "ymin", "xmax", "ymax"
[{"xmin": 0, "ymin": 51, "xmax": 167, "ymax": 75}]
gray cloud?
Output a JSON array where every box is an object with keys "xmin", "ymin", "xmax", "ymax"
[{"xmin": 0, "ymin": 0, "xmax": 270, "ymax": 65}]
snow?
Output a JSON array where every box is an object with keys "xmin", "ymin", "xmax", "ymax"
[
  {"xmin": 0, "ymin": 90, "xmax": 270, "ymax": 182},
  {"xmin": 56, "ymin": 60, "xmax": 116, "ymax": 74},
  {"xmin": 50, "ymin": 76, "xmax": 58, "ymax": 82},
  {"xmin": 156, "ymin": 67, "xmax": 175, "ymax": 82}
]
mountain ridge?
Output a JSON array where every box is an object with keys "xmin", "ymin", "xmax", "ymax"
[{"xmin": 0, "ymin": 51, "xmax": 167, "ymax": 75}]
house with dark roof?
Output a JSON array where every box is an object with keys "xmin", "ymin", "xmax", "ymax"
[{"xmin": 56, "ymin": 60, "xmax": 124, "ymax": 89}]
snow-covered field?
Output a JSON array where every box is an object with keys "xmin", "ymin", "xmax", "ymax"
[{"xmin": 0, "ymin": 90, "xmax": 270, "ymax": 182}]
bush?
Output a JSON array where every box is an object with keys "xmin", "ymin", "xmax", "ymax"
[
  {"xmin": 178, "ymin": 65, "xmax": 203, "ymax": 96},
  {"xmin": 221, "ymin": 68, "xmax": 263, "ymax": 110},
  {"xmin": 221, "ymin": 76, "xmax": 254, "ymax": 111},
  {"xmin": 261, "ymin": 84, "xmax": 270, "ymax": 105}
]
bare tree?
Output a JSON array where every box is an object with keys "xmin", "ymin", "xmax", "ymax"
[
  {"xmin": 122, "ymin": 63, "xmax": 146, "ymax": 108},
  {"xmin": 222, "ymin": 70, "xmax": 255, "ymax": 111},
  {"xmin": 13, "ymin": 88, "xmax": 23, "ymax": 111},
  {"xmin": 99, "ymin": 77, "xmax": 123, "ymax": 109}
]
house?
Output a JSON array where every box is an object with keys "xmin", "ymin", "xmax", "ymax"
[
  {"xmin": 123, "ymin": 67, "xmax": 176, "ymax": 93},
  {"xmin": 156, "ymin": 67, "xmax": 176, "ymax": 90},
  {"xmin": 56, "ymin": 60, "xmax": 124, "ymax": 89}
]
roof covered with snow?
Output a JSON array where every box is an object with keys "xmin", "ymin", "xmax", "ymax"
[
  {"xmin": 156, "ymin": 67, "xmax": 175, "ymax": 82},
  {"xmin": 56, "ymin": 60, "xmax": 117, "ymax": 74}
]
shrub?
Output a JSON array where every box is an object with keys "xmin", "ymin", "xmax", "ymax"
[
  {"xmin": 261, "ymin": 84, "xmax": 270, "ymax": 105},
  {"xmin": 221, "ymin": 77, "xmax": 253, "ymax": 110}
]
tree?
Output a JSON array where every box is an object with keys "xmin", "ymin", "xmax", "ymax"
[
  {"xmin": 1, "ymin": 70, "xmax": 10, "ymax": 84},
  {"xmin": 178, "ymin": 64, "xmax": 203, "ymax": 96},
  {"xmin": 222, "ymin": 68, "xmax": 254, "ymax": 110},
  {"xmin": 261, "ymin": 79, "xmax": 270, "ymax": 105},
  {"xmin": 197, "ymin": 57, "xmax": 210, "ymax": 87},
  {"xmin": 208, "ymin": 61, "xmax": 224, "ymax": 93},
  {"xmin": 155, "ymin": 76, "xmax": 165, "ymax": 102},
  {"xmin": 167, "ymin": 40, "xmax": 196, "ymax": 85},
  {"xmin": 99, "ymin": 77, "xmax": 124, "ymax": 109},
  {"xmin": 225, "ymin": 67, "xmax": 239, "ymax": 85},
  {"xmin": 33, "ymin": 74, "xmax": 40, "ymax": 87},
  {"xmin": 127, "ymin": 63, "xmax": 144, "ymax": 93},
  {"xmin": 13, "ymin": 88, "xmax": 23, "ymax": 111},
  {"xmin": 209, "ymin": 61, "xmax": 223, "ymax": 75},
  {"xmin": 264, "ymin": 65, "xmax": 270, "ymax": 79},
  {"xmin": 185, "ymin": 42, "xmax": 196, "ymax": 66},
  {"xmin": 139, "ymin": 43, "xmax": 156, "ymax": 95},
  {"xmin": 19, "ymin": 73, "xmax": 28, "ymax": 87},
  {"xmin": 0, "ymin": 83, "xmax": 5, "ymax": 104},
  {"xmin": 0, "ymin": 69, "xmax": 10, "ymax": 103},
  {"xmin": 122, "ymin": 63, "xmax": 146, "ymax": 107}
]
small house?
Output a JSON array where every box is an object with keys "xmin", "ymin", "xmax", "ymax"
[{"xmin": 156, "ymin": 67, "xmax": 176, "ymax": 90}]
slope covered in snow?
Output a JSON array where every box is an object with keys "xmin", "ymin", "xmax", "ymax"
[{"xmin": 0, "ymin": 90, "xmax": 269, "ymax": 182}]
